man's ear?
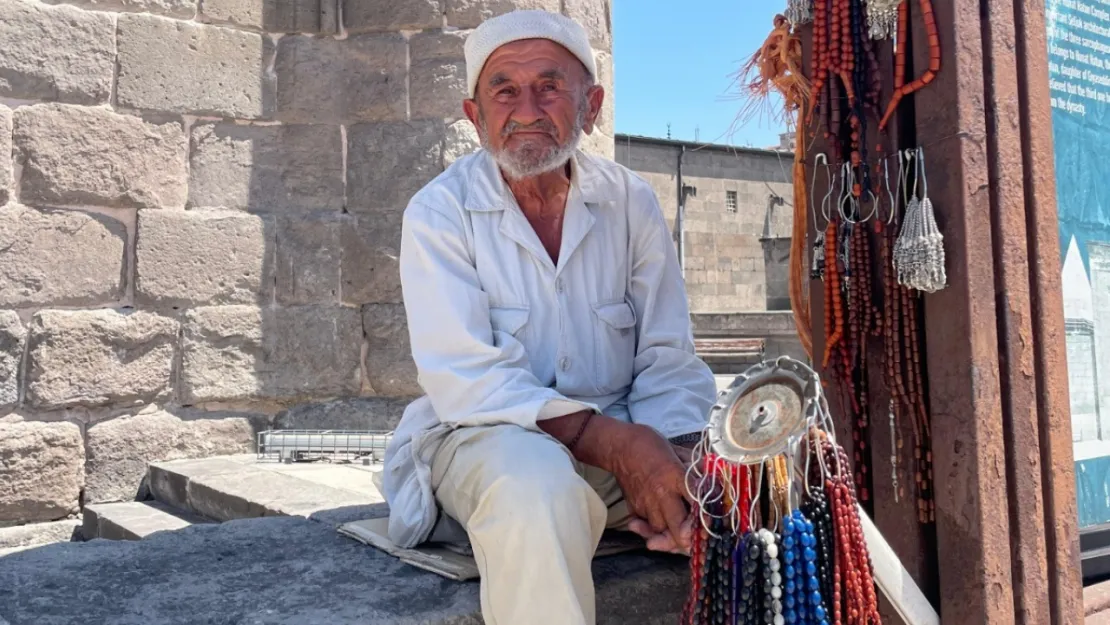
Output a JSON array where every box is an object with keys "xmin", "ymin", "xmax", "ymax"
[
  {"xmin": 581, "ymin": 84, "xmax": 605, "ymax": 134},
  {"xmin": 463, "ymin": 98, "xmax": 481, "ymax": 130}
]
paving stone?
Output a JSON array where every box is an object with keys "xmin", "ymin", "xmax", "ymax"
[
  {"xmin": 0, "ymin": 421, "xmax": 83, "ymax": 524},
  {"xmin": 25, "ymin": 310, "xmax": 177, "ymax": 410},
  {"xmin": 409, "ymin": 31, "xmax": 468, "ymax": 121},
  {"xmin": 340, "ymin": 210, "xmax": 403, "ymax": 305},
  {"xmin": 273, "ymin": 397, "xmax": 411, "ymax": 431},
  {"xmin": 444, "ymin": 0, "xmax": 560, "ymax": 28},
  {"xmin": 200, "ymin": 0, "xmax": 337, "ymax": 32},
  {"xmin": 14, "ymin": 104, "xmax": 187, "ymax": 209},
  {"xmin": 0, "ymin": 515, "xmax": 688, "ymax": 624},
  {"xmin": 84, "ymin": 410, "xmax": 260, "ymax": 504},
  {"xmin": 343, "ymin": 0, "xmax": 440, "ymax": 32},
  {"xmin": 0, "ymin": 206, "xmax": 125, "ymax": 308},
  {"xmin": 117, "ymin": 14, "xmax": 274, "ymax": 119},
  {"xmin": 83, "ymin": 501, "xmax": 208, "ymax": 541},
  {"xmin": 362, "ymin": 303, "xmax": 420, "ymax": 397},
  {"xmin": 135, "ymin": 210, "xmax": 273, "ymax": 308},
  {"xmin": 181, "ymin": 305, "xmax": 362, "ymax": 403},
  {"xmin": 0, "ymin": 106, "xmax": 10, "ymax": 205},
  {"xmin": 275, "ymin": 34, "xmax": 406, "ymax": 124},
  {"xmin": 0, "ymin": 0, "xmax": 115, "ymax": 104},
  {"xmin": 563, "ymin": 0, "xmax": 611, "ymax": 49},
  {"xmin": 275, "ymin": 216, "xmax": 342, "ymax": 305},
  {"xmin": 188, "ymin": 122, "xmax": 344, "ymax": 212},
  {"xmin": 0, "ymin": 518, "xmax": 80, "ymax": 550},
  {"xmin": 347, "ymin": 121, "xmax": 442, "ymax": 211},
  {"xmin": 0, "ymin": 312, "xmax": 25, "ymax": 411},
  {"xmin": 443, "ymin": 119, "xmax": 481, "ymax": 167}
]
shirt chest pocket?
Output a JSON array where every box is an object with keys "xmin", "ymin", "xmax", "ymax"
[
  {"xmin": 591, "ymin": 300, "xmax": 638, "ymax": 394},
  {"xmin": 489, "ymin": 306, "xmax": 530, "ymax": 344}
]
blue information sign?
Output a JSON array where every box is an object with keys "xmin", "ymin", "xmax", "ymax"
[{"xmin": 1047, "ymin": 0, "xmax": 1110, "ymax": 527}]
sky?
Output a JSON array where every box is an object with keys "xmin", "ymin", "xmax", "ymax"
[{"xmin": 611, "ymin": 0, "xmax": 788, "ymax": 149}]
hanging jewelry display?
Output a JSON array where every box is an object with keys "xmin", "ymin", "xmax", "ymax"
[
  {"xmin": 864, "ymin": 0, "xmax": 900, "ymax": 41},
  {"xmin": 681, "ymin": 357, "xmax": 883, "ymax": 625},
  {"xmin": 787, "ymin": 0, "xmax": 814, "ymax": 26},
  {"xmin": 894, "ymin": 148, "xmax": 947, "ymax": 293}
]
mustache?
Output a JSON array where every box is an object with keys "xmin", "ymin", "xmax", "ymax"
[{"xmin": 501, "ymin": 118, "xmax": 557, "ymax": 138}]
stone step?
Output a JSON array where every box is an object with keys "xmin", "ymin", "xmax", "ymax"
[
  {"xmin": 82, "ymin": 501, "xmax": 209, "ymax": 541},
  {"xmin": 148, "ymin": 454, "xmax": 383, "ymax": 524},
  {"xmin": 0, "ymin": 515, "xmax": 687, "ymax": 624}
]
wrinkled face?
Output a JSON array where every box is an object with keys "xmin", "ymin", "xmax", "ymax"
[{"xmin": 464, "ymin": 38, "xmax": 604, "ymax": 180}]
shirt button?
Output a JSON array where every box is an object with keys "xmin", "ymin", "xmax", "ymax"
[
  {"xmin": 555, "ymin": 279, "xmax": 565, "ymax": 294},
  {"xmin": 559, "ymin": 357, "xmax": 570, "ymax": 371}
]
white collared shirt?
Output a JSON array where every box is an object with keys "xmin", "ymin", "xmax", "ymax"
[{"xmin": 380, "ymin": 147, "xmax": 717, "ymax": 548}]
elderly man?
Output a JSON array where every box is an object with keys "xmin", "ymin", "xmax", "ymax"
[{"xmin": 380, "ymin": 8, "xmax": 717, "ymax": 625}]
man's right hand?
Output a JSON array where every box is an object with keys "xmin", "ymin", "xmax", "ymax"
[
  {"xmin": 539, "ymin": 412, "xmax": 695, "ymax": 553},
  {"xmin": 599, "ymin": 421, "xmax": 694, "ymax": 553}
]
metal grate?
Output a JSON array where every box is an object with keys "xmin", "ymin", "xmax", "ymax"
[{"xmin": 256, "ymin": 429, "xmax": 393, "ymax": 465}]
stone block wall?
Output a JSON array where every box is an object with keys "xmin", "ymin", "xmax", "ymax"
[
  {"xmin": 0, "ymin": 0, "xmax": 614, "ymax": 528},
  {"xmin": 615, "ymin": 136, "xmax": 793, "ymax": 313}
]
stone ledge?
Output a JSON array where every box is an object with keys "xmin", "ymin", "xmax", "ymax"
[{"xmin": 0, "ymin": 515, "xmax": 689, "ymax": 624}]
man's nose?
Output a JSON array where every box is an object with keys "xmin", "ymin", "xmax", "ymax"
[{"xmin": 509, "ymin": 87, "xmax": 545, "ymax": 127}]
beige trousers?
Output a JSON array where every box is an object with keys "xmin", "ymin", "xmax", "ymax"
[{"xmin": 430, "ymin": 423, "xmax": 631, "ymax": 625}]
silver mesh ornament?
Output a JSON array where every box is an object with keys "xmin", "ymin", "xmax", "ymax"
[
  {"xmin": 866, "ymin": 0, "xmax": 901, "ymax": 39},
  {"xmin": 894, "ymin": 148, "xmax": 947, "ymax": 293},
  {"xmin": 786, "ymin": 0, "xmax": 813, "ymax": 25}
]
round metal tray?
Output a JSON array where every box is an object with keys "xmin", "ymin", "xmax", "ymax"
[{"xmin": 706, "ymin": 356, "xmax": 824, "ymax": 464}]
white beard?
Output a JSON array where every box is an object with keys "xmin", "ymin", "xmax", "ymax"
[{"xmin": 478, "ymin": 102, "xmax": 588, "ymax": 181}]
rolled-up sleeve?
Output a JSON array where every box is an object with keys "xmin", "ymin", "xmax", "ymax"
[
  {"xmin": 399, "ymin": 201, "xmax": 598, "ymax": 430},
  {"xmin": 625, "ymin": 181, "xmax": 717, "ymax": 438}
]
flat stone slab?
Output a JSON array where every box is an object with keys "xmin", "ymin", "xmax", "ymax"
[
  {"xmin": 0, "ymin": 519, "xmax": 79, "ymax": 554},
  {"xmin": 0, "ymin": 515, "xmax": 689, "ymax": 624},
  {"xmin": 149, "ymin": 455, "xmax": 380, "ymax": 522},
  {"xmin": 83, "ymin": 501, "xmax": 209, "ymax": 541}
]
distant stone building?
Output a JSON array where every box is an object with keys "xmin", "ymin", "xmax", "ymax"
[{"xmin": 614, "ymin": 134, "xmax": 795, "ymax": 313}]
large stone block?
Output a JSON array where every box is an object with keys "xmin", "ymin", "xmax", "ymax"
[
  {"xmin": 47, "ymin": 0, "xmax": 197, "ymax": 17},
  {"xmin": 26, "ymin": 310, "xmax": 177, "ymax": 410},
  {"xmin": 0, "ymin": 421, "xmax": 83, "ymax": 524},
  {"xmin": 200, "ymin": 0, "xmax": 337, "ymax": 32},
  {"xmin": 188, "ymin": 122, "xmax": 343, "ymax": 212},
  {"xmin": 117, "ymin": 14, "xmax": 274, "ymax": 119},
  {"xmin": 0, "ymin": 204, "xmax": 125, "ymax": 308},
  {"xmin": 444, "ymin": 119, "xmax": 481, "ymax": 166},
  {"xmin": 181, "ymin": 305, "xmax": 362, "ymax": 403},
  {"xmin": 275, "ymin": 34, "xmax": 405, "ymax": 124},
  {"xmin": 362, "ymin": 303, "xmax": 420, "ymax": 397},
  {"xmin": 410, "ymin": 31, "xmax": 468, "ymax": 121},
  {"xmin": 135, "ymin": 210, "xmax": 273, "ymax": 308},
  {"xmin": 0, "ymin": 106, "xmax": 10, "ymax": 205},
  {"xmin": 445, "ymin": 0, "xmax": 559, "ymax": 28},
  {"xmin": 85, "ymin": 410, "xmax": 259, "ymax": 504},
  {"xmin": 340, "ymin": 210, "xmax": 402, "ymax": 305},
  {"xmin": 0, "ymin": 312, "xmax": 25, "ymax": 411},
  {"xmin": 274, "ymin": 397, "xmax": 410, "ymax": 430},
  {"xmin": 276, "ymin": 216, "xmax": 342, "ymax": 305},
  {"xmin": 563, "ymin": 0, "xmax": 611, "ymax": 49},
  {"xmin": 343, "ymin": 0, "xmax": 440, "ymax": 32},
  {"xmin": 594, "ymin": 51, "xmax": 614, "ymax": 136},
  {"xmin": 14, "ymin": 104, "xmax": 187, "ymax": 209},
  {"xmin": 580, "ymin": 128, "xmax": 614, "ymax": 160},
  {"xmin": 0, "ymin": 0, "xmax": 114, "ymax": 104},
  {"xmin": 347, "ymin": 121, "xmax": 442, "ymax": 211}
]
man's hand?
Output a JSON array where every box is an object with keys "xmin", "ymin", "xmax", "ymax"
[
  {"xmin": 603, "ymin": 422, "xmax": 695, "ymax": 553},
  {"xmin": 538, "ymin": 413, "xmax": 696, "ymax": 554}
]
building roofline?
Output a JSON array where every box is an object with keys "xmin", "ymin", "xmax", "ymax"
[{"xmin": 613, "ymin": 132, "xmax": 794, "ymax": 158}]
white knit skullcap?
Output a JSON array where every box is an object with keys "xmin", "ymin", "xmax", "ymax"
[{"xmin": 464, "ymin": 9, "xmax": 596, "ymax": 98}]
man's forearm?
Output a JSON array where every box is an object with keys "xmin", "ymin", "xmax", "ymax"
[{"xmin": 538, "ymin": 410, "xmax": 628, "ymax": 473}]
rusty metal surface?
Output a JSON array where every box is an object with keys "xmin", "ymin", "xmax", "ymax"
[
  {"xmin": 1013, "ymin": 0, "xmax": 1084, "ymax": 620},
  {"xmin": 980, "ymin": 0, "xmax": 1052, "ymax": 622},
  {"xmin": 911, "ymin": 0, "xmax": 1017, "ymax": 623}
]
